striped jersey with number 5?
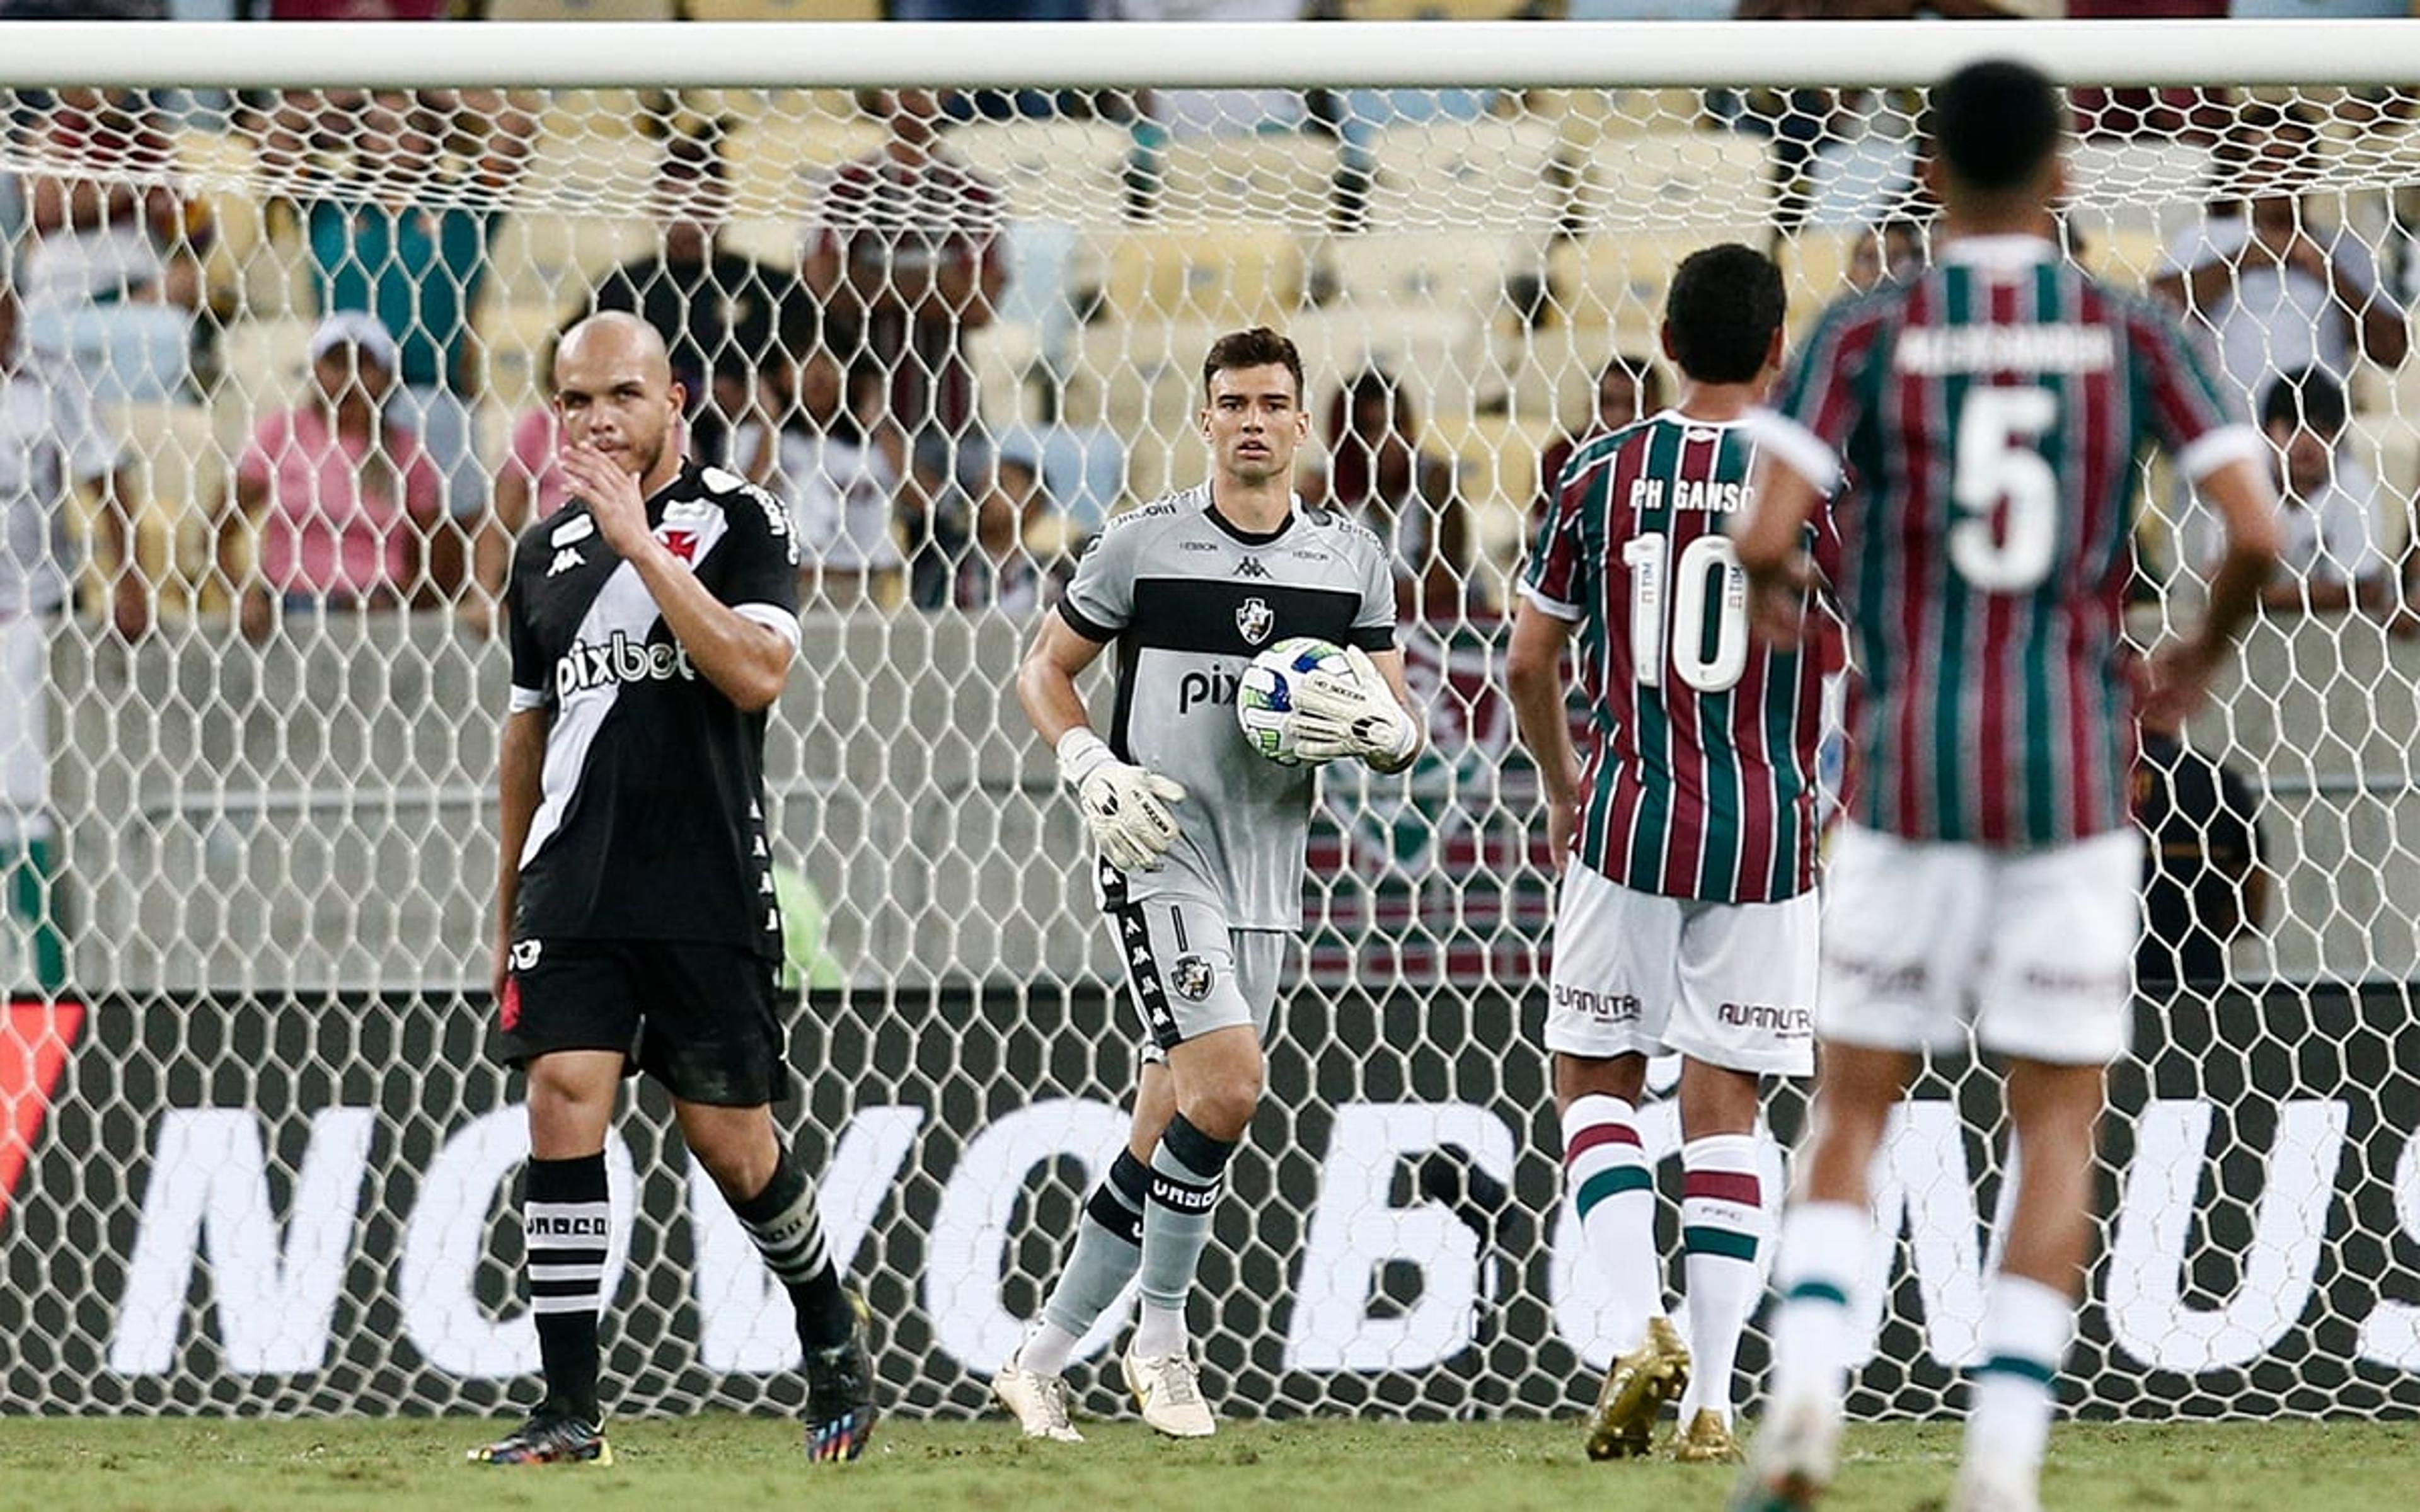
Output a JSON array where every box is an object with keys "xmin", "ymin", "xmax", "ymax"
[
  {"xmin": 1755, "ymin": 239, "xmax": 2257, "ymax": 847},
  {"xmin": 1521, "ymin": 412, "xmax": 1828, "ymax": 904}
]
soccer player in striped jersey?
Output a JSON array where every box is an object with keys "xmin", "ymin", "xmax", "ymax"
[
  {"xmin": 1507, "ymin": 243, "xmax": 1819, "ymax": 1467},
  {"xmin": 1729, "ymin": 61, "xmax": 2281, "ymax": 1512}
]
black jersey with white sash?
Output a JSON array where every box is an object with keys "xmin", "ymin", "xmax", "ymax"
[{"xmin": 504, "ymin": 461, "xmax": 801, "ymax": 956}]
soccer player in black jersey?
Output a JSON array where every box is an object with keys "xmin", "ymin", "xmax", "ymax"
[{"xmin": 473, "ymin": 311, "xmax": 874, "ymax": 1467}]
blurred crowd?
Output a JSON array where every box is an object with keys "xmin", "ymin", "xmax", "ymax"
[{"xmin": 3, "ymin": 0, "xmax": 2418, "ymax": 647}]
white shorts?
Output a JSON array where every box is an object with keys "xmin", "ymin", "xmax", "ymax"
[
  {"xmin": 1543, "ymin": 862, "xmax": 1818, "ymax": 1077},
  {"xmin": 1107, "ymin": 895, "xmax": 1286, "ymax": 1062},
  {"xmin": 1818, "ymin": 823, "xmax": 2143, "ymax": 1065}
]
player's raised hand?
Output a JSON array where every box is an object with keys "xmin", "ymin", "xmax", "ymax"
[
  {"xmin": 560, "ymin": 442, "xmax": 653, "ymax": 559},
  {"xmin": 1290, "ymin": 645, "xmax": 1420, "ymax": 767},
  {"xmin": 1057, "ymin": 727, "xmax": 1188, "ymax": 872}
]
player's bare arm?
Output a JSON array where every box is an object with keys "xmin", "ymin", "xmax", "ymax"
[
  {"xmin": 562, "ymin": 440, "xmax": 793, "ymax": 713},
  {"xmin": 1015, "ymin": 607, "xmax": 1105, "ymax": 748},
  {"xmin": 492, "ymin": 705, "xmax": 548, "ymax": 1004},
  {"xmin": 1734, "ymin": 455, "xmax": 1822, "ymax": 650},
  {"xmin": 1504, "ymin": 601, "xmax": 1580, "ymax": 865},
  {"xmin": 2144, "ymin": 455, "xmax": 2283, "ymax": 726}
]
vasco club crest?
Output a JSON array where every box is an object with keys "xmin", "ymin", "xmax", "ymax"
[{"xmin": 1236, "ymin": 596, "xmax": 1274, "ymax": 645}]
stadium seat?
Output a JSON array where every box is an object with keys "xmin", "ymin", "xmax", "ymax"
[
  {"xmin": 1102, "ymin": 227, "xmax": 1305, "ymax": 326},
  {"xmin": 944, "ymin": 118, "xmax": 1131, "ymax": 227},
  {"xmin": 483, "ymin": 213, "xmax": 652, "ymax": 314},
  {"xmin": 1158, "ymin": 132, "xmax": 1341, "ymax": 227},
  {"xmin": 216, "ymin": 315, "xmax": 316, "ymax": 411},
  {"xmin": 1559, "ymin": 127, "xmax": 1771, "ymax": 239},
  {"xmin": 99, "ymin": 399, "xmax": 230, "ymax": 619},
  {"xmin": 1783, "ymin": 229, "xmax": 1860, "ymax": 334},
  {"xmin": 478, "ymin": 301, "xmax": 572, "ymax": 419},
  {"xmin": 1364, "ymin": 113, "xmax": 1565, "ymax": 235},
  {"xmin": 727, "ymin": 113, "xmax": 889, "ymax": 222},
  {"xmin": 1801, "ymin": 135, "xmax": 1919, "ymax": 229},
  {"xmin": 1545, "ymin": 231, "xmax": 1711, "ymax": 345},
  {"xmin": 1426, "ymin": 410, "xmax": 1553, "ymax": 600},
  {"xmin": 1318, "ymin": 230, "xmax": 1529, "ymax": 321}
]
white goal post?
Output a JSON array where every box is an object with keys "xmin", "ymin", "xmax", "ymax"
[{"xmin": 0, "ymin": 17, "xmax": 2416, "ymax": 1426}]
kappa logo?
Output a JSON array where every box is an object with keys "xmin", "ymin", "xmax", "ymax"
[
  {"xmin": 1235, "ymin": 556, "xmax": 1270, "ymax": 580},
  {"xmin": 546, "ymin": 547, "xmax": 585, "ymax": 577},
  {"xmin": 1236, "ymin": 595, "xmax": 1274, "ymax": 645},
  {"xmin": 0, "ymin": 999, "xmax": 87, "ymax": 1225},
  {"xmin": 1170, "ymin": 955, "xmax": 1216, "ymax": 1002}
]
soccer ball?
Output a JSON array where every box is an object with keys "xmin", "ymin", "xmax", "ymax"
[{"xmin": 1236, "ymin": 636, "xmax": 1349, "ymax": 766}]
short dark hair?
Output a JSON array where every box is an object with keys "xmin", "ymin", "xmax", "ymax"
[
  {"xmin": 2261, "ymin": 365, "xmax": 2348, "ymax": 437},
  {"xmin": 1928, "ymin": 59, "xmax": 2065, "ymax": 195},
  {"xmin": 1664, "ymin": 244, "xmax": 1784, "ymax": 386},
  {"xmin": 1202, "ymin": 326, "xmax": 1305, "ymax": 404}
]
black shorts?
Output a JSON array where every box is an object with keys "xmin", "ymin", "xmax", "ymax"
[{"xmin": 492, "ymin": 937, "xmax": 793, "ymax": 1107}]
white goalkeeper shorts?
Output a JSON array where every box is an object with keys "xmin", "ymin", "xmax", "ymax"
[
  {"xmin": 1817, "ymin": 822, "xmax": 2143, "ymax": 1066},
  {"xmin": 1543, "ymin": 861, "xmax": 1817, "ymax": 1077},
  {"xmin": 1107, "ymin": 893, "xmax": 1286, "ymax": 1061}
]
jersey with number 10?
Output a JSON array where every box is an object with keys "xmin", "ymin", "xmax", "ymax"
[
  {"xmin": 1758, "ymin": 238, "xmax": 2257, "ymax": 849},
  {"xmin": 1522, "ymin": 412, "xmax": 1824, "ymax": 904}
]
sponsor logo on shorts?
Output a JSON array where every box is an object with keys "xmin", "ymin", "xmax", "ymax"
[
  {"xmin": 509, "ymin": 940, "xmax": 543, "ymax": 972},
  {"xmin": 1552, "ymin": 984, "xmax": 1641, "ymax": 1024},
  {"xmin": 1719, "ymin": 1001, "xmax": 1813, "ymax": 1037},
  {"xmin": 1829, "ymin": 953, "xmax": 1930, "ymax": 997},
  {"xmin": 2019, "ymin": 965, "xmax": 2128, "ymax": 997},
  {"xmin": 1170, "ymin": 955, "xmax": 1215, "ymax": 1002}
]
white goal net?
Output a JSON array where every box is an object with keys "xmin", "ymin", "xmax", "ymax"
[{"xmin": 0, "ymin": 18, "xmax": 2416, "ymax": 1423}]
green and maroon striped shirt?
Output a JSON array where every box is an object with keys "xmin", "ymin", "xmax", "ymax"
[
  {"xmin": 1755, "ymin": 234, "xmax": 2260, "ymax": 848},
  {"xmin": 1522, "ymin": 411, "xmax": 1826, "ymax": 903}
]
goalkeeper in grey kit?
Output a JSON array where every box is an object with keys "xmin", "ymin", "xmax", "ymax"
[{"xmin": 996, "ymin": 326, "xmax": 1424, "ymax": 1440}]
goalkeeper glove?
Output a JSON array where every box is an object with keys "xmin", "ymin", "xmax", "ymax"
[
  {"xmin": 1057, "ymin": 727, "xmax": 1189, "ymax": 872},
  {"xmin": 1290, "ymin": 644, "xmax": 1422, "ymax": 769}
]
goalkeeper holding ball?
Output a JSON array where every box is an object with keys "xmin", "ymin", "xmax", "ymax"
[{"xmin": 1000, "ymin": 326, "xmax": 1422, "ymax": 1440}]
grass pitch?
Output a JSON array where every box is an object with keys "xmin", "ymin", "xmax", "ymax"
[{"xmin": 0, "ymin": 1414, "xmax": 2410, "ymax": 1511}]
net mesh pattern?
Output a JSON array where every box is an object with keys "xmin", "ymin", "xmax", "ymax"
[{"xmin": 1, "ymin": 70, "xmax": 2417, "ymax": 1423}]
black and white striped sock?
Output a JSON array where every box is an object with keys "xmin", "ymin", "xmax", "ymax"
[
  {"xmin": 524, "ymin": 1152, "xmax": 609, "ymax": 1423},
  {"xmin": 732, "ymin": 1150, "xmax": 853, "ymax": 1351}
]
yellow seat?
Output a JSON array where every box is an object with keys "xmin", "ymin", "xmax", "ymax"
[
  {"xmin": 947, "ymin": 119, "xmax": 1131, "ymax": 227},
  {"xmin": 1157, "ymin": 133, "xmax": 1339, "ymax": 228},
  {"xmin": 1103, "ymin": 227, "xmax": 1305, "ymax": 327},
  {"xmin": 1366, "ymin": 114, "xmax": 1564, "ymax": 234},
  {"xmin": 1562, "ymin": 128, "xmax": 1772, "ymax": 239},
  {"xmin": 1545, "ymin": 231, "xmax": 1715, "ymax": 343}
]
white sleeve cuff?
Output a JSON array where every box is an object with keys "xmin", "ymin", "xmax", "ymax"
[
  {"xmin": 1746, "ymin": 408, "xmax": 1843, "ymax": 496},
  {"xmin": 735, "ymin": 602, "xmax": 804, "ymax": 650},
  {"xmin": 508, "ymin": 685, "xmax": 549, "ymax": 713},
  {"xmin": 2175, "ymin": 423, "xmax": 2267, "ymax": 484},
  {"xmin": 1517, "ymin": 580, "xmax": 1583, "ymax": 622}
]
